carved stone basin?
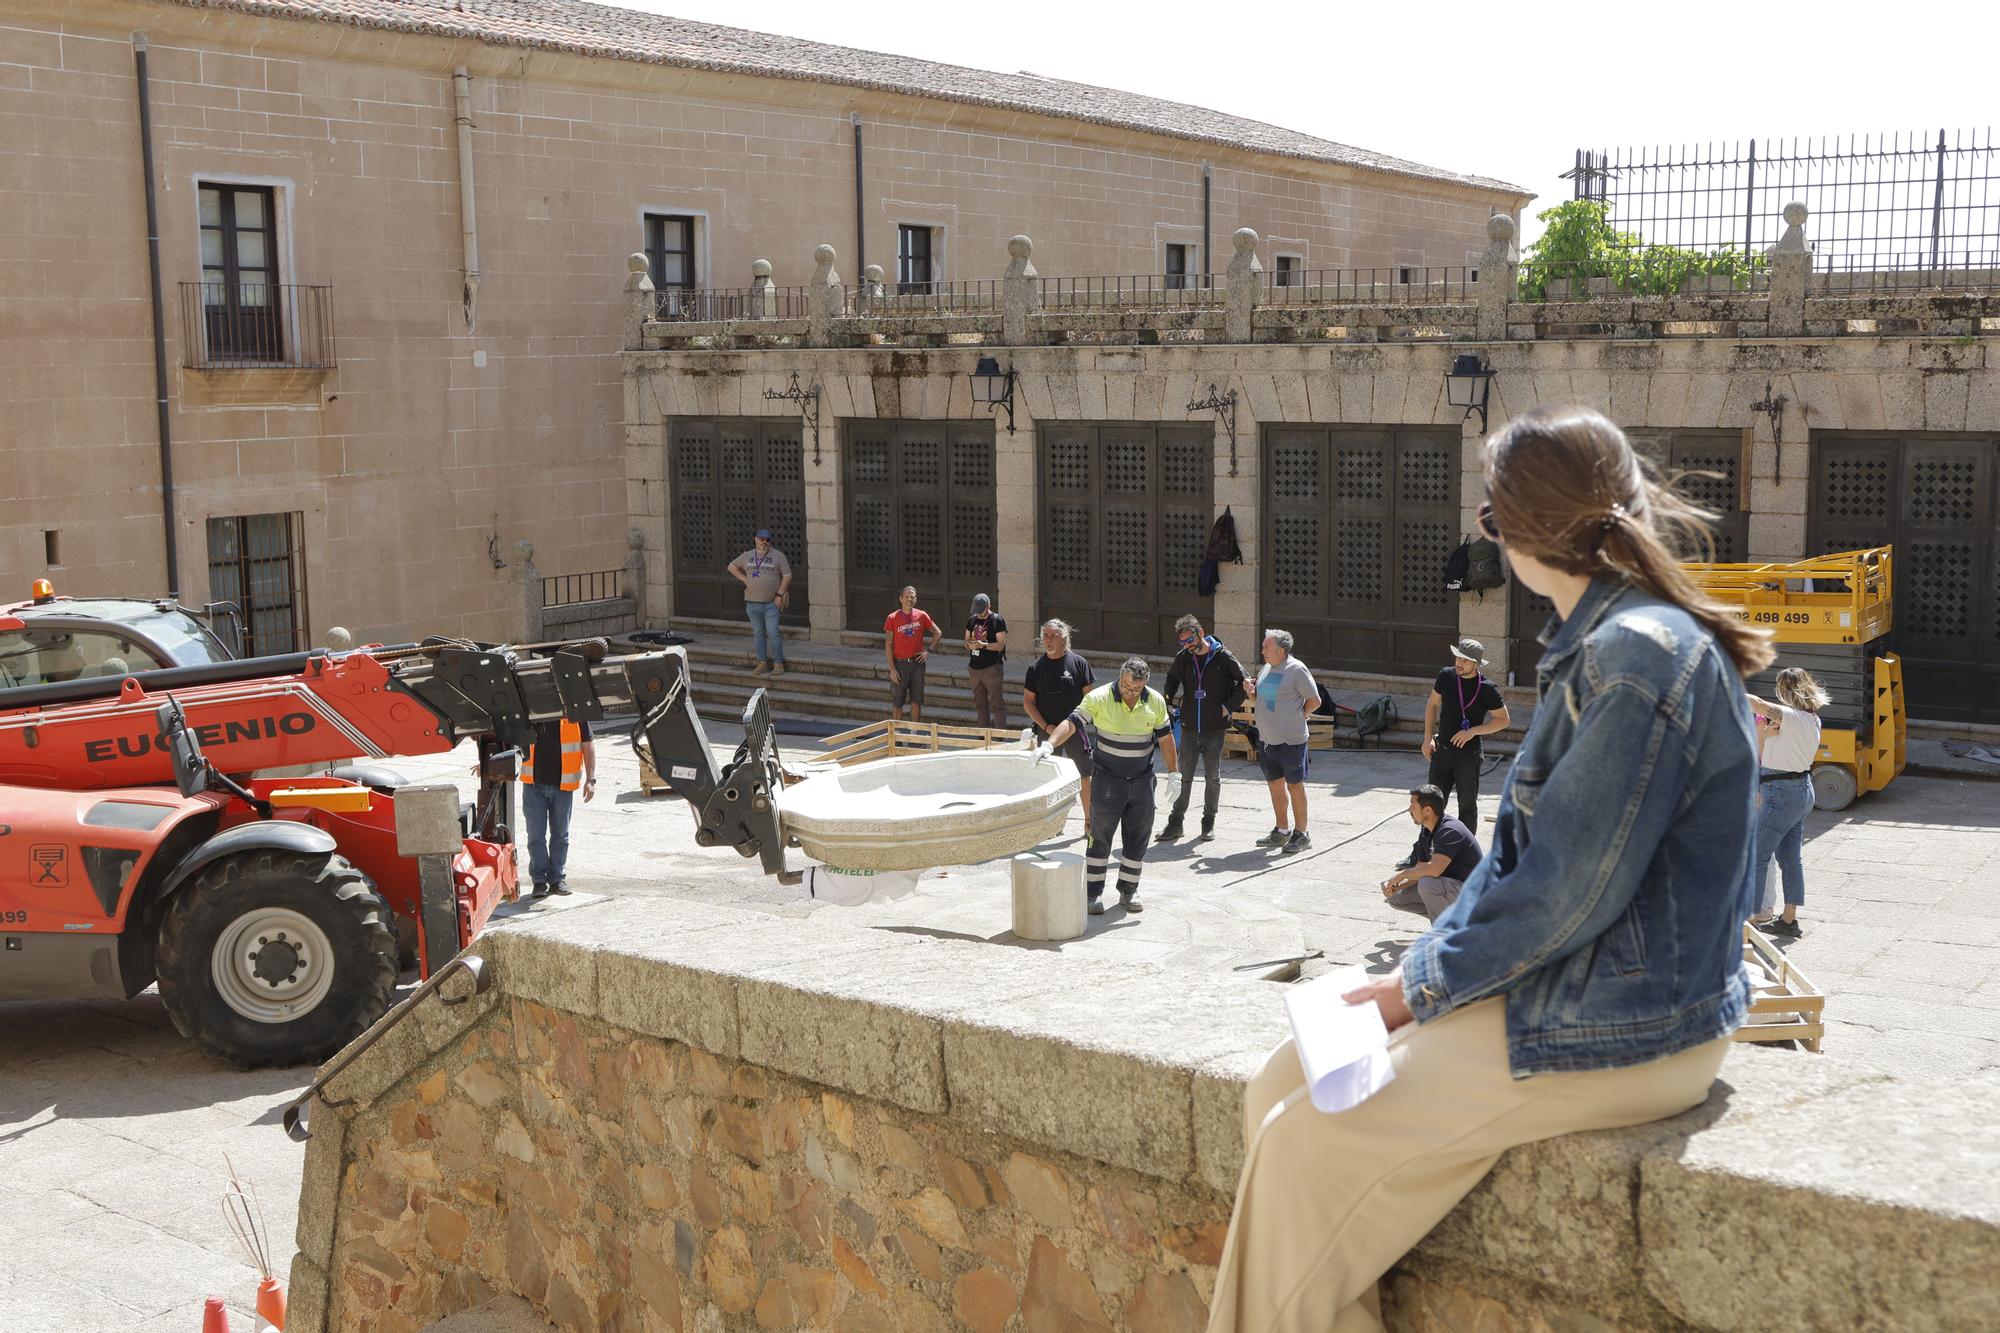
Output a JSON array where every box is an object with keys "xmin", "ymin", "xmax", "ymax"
[{"xmin": 780, "ymin": 750, "xmax": 1080, "ymax": 872}]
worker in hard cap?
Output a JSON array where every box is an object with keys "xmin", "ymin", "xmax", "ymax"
[{"xmin": 1039, "ymin": 657, "xmax": 1179, "ymax": 917}]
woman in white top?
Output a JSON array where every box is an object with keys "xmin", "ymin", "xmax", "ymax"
[{"xmin": 1745, "ymin": 667, "xmax": 1828, "ymax": 937}]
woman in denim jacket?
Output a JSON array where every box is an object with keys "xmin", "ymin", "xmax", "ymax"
[{"xmin": 1207, "ymin": 408, "xmax": 1774, "ymax": 1333}]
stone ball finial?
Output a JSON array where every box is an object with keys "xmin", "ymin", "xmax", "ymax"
[
  {"xmin": 1007, "ymin": 235, "xmax": 1033, "ymax": 261},
  {"xmin": 627, "ymin": 527, "xmax": 645, "ymax": 550},
  {"xmin": 1232, "ymin": 227, "xmax": 1259, "ymax": 254},
  {"xmin": 1782, "ymin": 201, "xmax": 1808, "ymax": 226},
  {"xmin": 864, "ymin": 264, "xmax": 884, "ymax": 283},
  {"xmin": 1486, "ymin": 213, "xmax": 1516, "ymax": 242},
  {"xmin": 324, "ymin": 626, "xmax": 353, "ymax": 651},
  {"xmin": 513, "ymin": 539, "xmax": 535, "ymax": 563},
  {"xmin": 814, "ymin": 243, "xmax": 837, "ymax": 266},
  {"xmin": 751, "ymin": 258, "xmax": 773, "ymax": 278},
  {"xmin": 628, "ymin": 252, "xmax": 650, "ymax": 274}
]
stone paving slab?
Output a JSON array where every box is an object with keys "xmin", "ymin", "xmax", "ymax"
[{"xmin": 3, "ymin": 719, "xmax": 1996, "ymax": 1329}]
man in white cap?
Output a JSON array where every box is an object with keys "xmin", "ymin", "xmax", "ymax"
[{"xmin": 1421, "ymin": 636, "xmax": 1510, "ymax": 828}]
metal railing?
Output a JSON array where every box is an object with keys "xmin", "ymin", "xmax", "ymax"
[
  {"xmin": 852, "ymin": 279, "xmax": 999, "ymax": 312},
  {"xmin": 654, "ymin": 286, "xmax": 813, "ymax": 321},
  {"xmin": 1037, "ymin": 274, "xmax": 1223, "ymax": 310},
  {"xmin": 1259, "ymin": 265, "xmax": 1477, "ymax": 304},
  {"xmin": 542, "ymin": 569, "xmax": 626, "ymax": 607},
  {"xmin": 1812, "ymin": 250, "xmax": 2000, "ymax": 294},
  {"xmin": 178, "ymin": 281, "xmax": 335, "ymax": 369}
]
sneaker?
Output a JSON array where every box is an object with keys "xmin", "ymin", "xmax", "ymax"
[
  {"xmin": 1765, "ymin": 918, "xmax": 1802, "ymax": 938},
  {"xmin": 1155, "ymin": 819, "xmax": 1185, "ymax": 844},
  {"xmin": 1120, "ymin": 894, "xmax": 1143, "ymax": 913},
  {"xmin": 1087, "ymin": 897, "xmax": 1106, "ymax": 916},
  {"xmin": 769, "ymin": 662, "xmax": 786, "ymax": 676},
  {"xmin": 1197, "ymin": 820, "xmax": 1215, "ymax": 842},
  {"xmin": 1258, "ymin": 827, "xmax": 1290, "ymax": 847},
  {"xmin": 529, "ymin": 882, "xmax": 550, "ymax": 898},
  {"xmin": 1282, "ymin": 830, "xmax": 1311, "ymax": 855},
  {"xmin": 548, "ymin": 880, "xmax": 574, "ymax": 897},
  {"xmin": 751, "ymin": 661, "xmax": 771, "ymax": 676}
]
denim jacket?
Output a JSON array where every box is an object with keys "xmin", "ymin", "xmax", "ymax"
[{"xmin": 1400, "ymin": 578, "xmax": 1756, "ymax": 1076}]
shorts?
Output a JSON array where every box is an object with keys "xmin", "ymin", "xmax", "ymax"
[
  {"xmin": 891, "ymin": 657, "xmax": 927, "ymax": 708},
  {"xmin": 1258, "ymin": 740, "xmax": 1309, "ymax": 784}
]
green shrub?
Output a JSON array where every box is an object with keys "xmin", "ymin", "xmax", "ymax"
[{"xmin": 1518, "ymin": 200, "xmax": 1766, "ymax": 300}]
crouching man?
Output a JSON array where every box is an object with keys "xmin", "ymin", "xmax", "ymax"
[{"xmin": 1381, "ymin": 784, "xmax": 1481, "ymax": 922}]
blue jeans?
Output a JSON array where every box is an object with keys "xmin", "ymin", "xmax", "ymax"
[
  {"xmin": 522, "ymin": 783, "xmax": 575, "ymax": 887},
  {"xmin": 746, "ymin": 600, "xmax": 784, "ymax": 663},
  {"xmin": 1754, "ymin": 772, "xmax": 1813, "ymax": 913}
]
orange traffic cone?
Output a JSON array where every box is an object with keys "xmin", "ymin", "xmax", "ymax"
[
  {"xmin": 255, "ymin": 1277, "xmax": 287, "ymax": 1332},
  {"xmin": 202, "ymin": 1296, "xmax": 232, "ymax": 1333}
]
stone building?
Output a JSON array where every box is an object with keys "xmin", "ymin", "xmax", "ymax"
[
  {"xmin": 622, "ymin": 213, "xmax": 2000, "ymax": 725},
  {"xmin": 0, "ymin": 0, "xmax": 1524, "ymax": 648}
]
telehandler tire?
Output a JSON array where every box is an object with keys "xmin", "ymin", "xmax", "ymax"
[{"xmin": 157, "ymin": 849, "xmax": 398, "ymax": 1068}]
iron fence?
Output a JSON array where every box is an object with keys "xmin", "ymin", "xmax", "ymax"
[
  {"xmin": 852, "ymin": 279, "xmax": 999, "ymax": 312},
  {"xmin": 1812, "ymin": 251, "xmax": 2000, "ymax": 294},
  {"xmin": 1565, "ymin": 129, "xmax": 2000, "ymax": 268},
  {"xmin": 1037, "ymin": 274, "xmax": 1223, "ymax": 310},
  {"xmin": 1258, "ymin": 265, "xmax": 1477, "ymax": 304},
  {"xmin": 653, "ymin": 287, "xmax": 813, "ymax": 321},
  {"xmin": 178, "ymin": 282, "xmax": 336, "ymax": 369},
  {"xmin": 542, "ymin": 569, "xmax": 625, "ymax": 607}
]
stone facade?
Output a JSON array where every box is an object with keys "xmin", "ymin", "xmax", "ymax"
[
  {"xmin": 289, "ymin": 897, "xmax": 2000, "ymax": 1333},
  {"xmin": 0, "ymin": 0, "xmax": 1519, "ymax": 643}
]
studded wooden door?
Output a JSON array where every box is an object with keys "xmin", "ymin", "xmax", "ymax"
[
  {"xmin": 1263, "ymin": 427, "xmax": 1459, "ymax": 676},
  {"xmin": 1810, "ymin": 433, "xmax": 1999, "ymax": 724},
  {"xmin": 1038, "ymin": 424, "xmax": 1213, "ymax": 653},
  {"xmin": 669, "ymin": 419, "xmax": 809, "ymax": 623},
  {"xmin": 844, "ymin": 421, "xmax": 996, "ymax": 632},
  {"xmin": 1507, "ymin": 431, "xmax": 1749, "ymax": 682}
]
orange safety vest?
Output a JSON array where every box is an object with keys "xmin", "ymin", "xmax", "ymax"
[{"xmin": 521, "ymin": 719, "xmax": 584, "ymax": 791}]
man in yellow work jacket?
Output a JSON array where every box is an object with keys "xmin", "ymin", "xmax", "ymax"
[
  {"xmin": 521, "ymin": 717, "xmax": 598, "ymax": 896},
  {"xmin": 1039, "ymin": 657, "xmax": 1180, "ymax": 916}
]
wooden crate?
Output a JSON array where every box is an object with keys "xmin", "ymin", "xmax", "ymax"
[
  {"xmin": 1732, "ymin": 924, "xmax": 1826, "ymax": 1052},
  {"xmin": 1219, "ymin": 707, "xmax": 1343, "ymax": 759},
  {"xmin": 819, "ymin": 718, "xmax": 1022, "ymax": 766}
]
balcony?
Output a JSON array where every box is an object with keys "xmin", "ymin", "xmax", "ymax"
[{"xmin": 178, "ymin": 281, "xmax": 336, "ymax": 371}]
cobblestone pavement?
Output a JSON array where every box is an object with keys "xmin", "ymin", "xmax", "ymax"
[{"xmin": 3, "ymin": 728, "xmax": 1994, "ymax": 1329}]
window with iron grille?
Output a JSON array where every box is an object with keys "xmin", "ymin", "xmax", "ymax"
[
  {"xmin": 197, "ymin": 183, "xmax": 282, "ymax": 363},
  {"xmin": 1274, "ymin": 255, "xmax": 1302, "ymax": 287},
  {"xmin": 897, "ymin": 225, "xmax": 934, "ymax": 293},
  {"xmin": 206, "ymin": 513, "xmax": 308, "ymax": 657},
  {"xmin": 1166, "ymin": 243, "xmax": 1193, "ymax": 289},
  {"xmin": 645, "ymin": 214, "xmax": 696, "ymax": 292}
]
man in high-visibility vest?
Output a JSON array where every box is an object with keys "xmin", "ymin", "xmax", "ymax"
[
  {"xmin": 521, "ymin": 717, "xmax": 597, "ymax": 896},
  {"xmin": 1039, "ymin": 657, "xmax": 1180, "ymax": 916}
]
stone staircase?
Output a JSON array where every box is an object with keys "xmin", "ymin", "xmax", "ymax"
[{"xmin": 662, "ymin": 617, "xmax": 1532, "ymax": 754}]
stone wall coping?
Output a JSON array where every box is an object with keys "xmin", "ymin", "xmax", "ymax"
[{"xmin": 311, "ymin": 895, "xmax": 2000, "ymax": 1329}]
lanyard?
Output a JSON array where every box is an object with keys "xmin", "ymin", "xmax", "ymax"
[{"xmin": 1455, "ymin": 671, "xmax": 1483, "ymax": 732}]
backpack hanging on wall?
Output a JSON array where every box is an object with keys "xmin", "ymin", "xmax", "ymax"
[{"xmin": 1444, "ymin": 536, "xmax": 1506, "ymax": 596}]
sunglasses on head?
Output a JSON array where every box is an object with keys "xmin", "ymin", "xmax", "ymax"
[{"xmin": 1476, "ymin": 501, "xmax": 1501, "ymax": 543}]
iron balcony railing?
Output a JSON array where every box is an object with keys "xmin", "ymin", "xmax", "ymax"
[
  {"xmin": 1812, "ymin": 250, "xmax": 2000, "ymax": 294},
  {"xmin": 1037, "ymin": 274, "xmax": 1223, "ymax": 310},
  {"xmin": 852, "ymin": 279, "xmax": 999, "ymax": 313},
  {"xmin": 654, "ymin": 287, "xmax": 814, "ymax": 321},
  {"xmin": 1258, "ymin": 265, "xmax": 1477, "ymax": 304},
  {"xmin": 542, "ymin": 569, "xmax": 626, "ymax": 608},
  {"xmin": 178, "ymin": 281, "xmax": 335, "ymax": 370}
]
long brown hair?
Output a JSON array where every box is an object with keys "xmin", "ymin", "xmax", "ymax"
[
  {"xmin": 1485, "ymin": 407, "xmax": 1774, "ymax": 678},
  {"xmin": 1775, "ymin": 667, "xmax": 1830, "ymax": 712}
]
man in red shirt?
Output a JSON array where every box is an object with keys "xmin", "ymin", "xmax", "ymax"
[{"xmin": 884, "ymin": 585, "xmax": 942, "ymax": 721}]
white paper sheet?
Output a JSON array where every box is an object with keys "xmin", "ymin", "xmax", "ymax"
[{"xmin": 1283, "ymin": 964, "xmax": 1397, "ymax": 1113}]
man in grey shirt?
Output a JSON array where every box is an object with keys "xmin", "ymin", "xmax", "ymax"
[
  {"xmin": 727, "ymin": 528, "xmax": 792, "ymax": 676},
  {"xmin": 1253, "ymin": 628, "xmax": 1319, "ymax": 854}
]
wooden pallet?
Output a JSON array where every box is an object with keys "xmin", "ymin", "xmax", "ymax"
[
  {"xmin": 1733, "ymin": 923, "xmax": 1826, "ymax": 1052},
  {"xmin": 818, "ymin": 718, "xmax": 1022, "ymax": 766},
  {"xmin": 1219, "ymin": 707, "xmax": 1351, "ymax": 759}
]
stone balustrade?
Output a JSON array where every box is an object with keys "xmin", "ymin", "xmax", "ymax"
[
  {"xmin": 286, "ymin": 897, "xmax": 2000, "ymax": 1333},
  {"xmin": 624, "ymin": 206, "xmax": 2000, "ymax": 353}
]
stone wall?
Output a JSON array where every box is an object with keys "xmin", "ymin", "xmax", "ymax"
[
  {"xmin": 288, "ymin": 898, "xmax": 2000, "ymax": 1333},
  {"xmin": 0, "ymin": 0, "xmax": 1513, "ymax": 641},
  {"xmin": 623, "ymin": 331, "xmax": 2000, "ymax": 676}
]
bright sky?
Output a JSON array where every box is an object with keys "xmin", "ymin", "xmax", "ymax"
[{"xmin": 616, "ymin": 0, "xmax": 1997, "ymax": 249}]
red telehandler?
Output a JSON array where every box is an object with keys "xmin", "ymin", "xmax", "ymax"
[{"xmin": 0, "ymin": 633, "xmax": 791, "ymax": 1066}]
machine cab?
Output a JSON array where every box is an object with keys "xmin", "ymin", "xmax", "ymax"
[{"xmin": 0, "ymin": 582, "xmax": 236, "ymax": 689}]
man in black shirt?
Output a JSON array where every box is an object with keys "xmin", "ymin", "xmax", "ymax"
[
  {"xmin": 1022, "ymin": 618, "xmax": 1095, "ymax": 816},
  {"xmin": 1381, "ymin": 785, "xmax": 1481, "ymax": 921},
  {"xmin": 1157, "ymin": 613, "xmax": 1248, "ymax": 843},
  {"xmin": 1421, "ymin": 637, "xmax": 1511, "ymax": 828},
  {"xmin": 964, "ymin": 593, "xmax": 1009, "ymax": 729}
]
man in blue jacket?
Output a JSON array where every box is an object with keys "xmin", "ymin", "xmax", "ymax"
[{"xmin": 1157, "ymin": 614, "xmax": 1247, "ymax": 843}]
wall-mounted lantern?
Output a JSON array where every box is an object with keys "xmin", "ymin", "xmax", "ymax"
[
  {"xmin": 1445, "ymin": 353, "xmax": 1495, "ymax": 433},
  {"xmin": 969, "ymin": 356, "xmax": 1017, "ymax": 435}
]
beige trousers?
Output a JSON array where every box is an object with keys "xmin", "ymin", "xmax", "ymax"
[{"xmin": 1205, "ymin": 996, "xmax": 1728, "ymax": 1333}]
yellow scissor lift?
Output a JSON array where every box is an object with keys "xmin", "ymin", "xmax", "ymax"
[{"xmin": 1682, "ymin": 546, "xmax": 1906, "ymax": 811}]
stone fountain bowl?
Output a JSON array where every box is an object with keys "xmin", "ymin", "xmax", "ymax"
[{"xmin": 779, "ymin": 750, "xmax": 1080, "ymax": 872}]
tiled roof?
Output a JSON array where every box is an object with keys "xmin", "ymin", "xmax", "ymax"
[{"xmin": 164, "ymin": 0, "xmax": 1527, "ymax": 194}]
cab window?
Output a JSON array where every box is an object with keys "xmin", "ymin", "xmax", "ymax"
[{"xmin": 0, "ymin": 628, "xmax": 167, "ymax": 688}]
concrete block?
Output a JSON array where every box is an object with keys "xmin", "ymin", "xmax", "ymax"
[
  {"xmin": 1010, "ymin": 851, "xmax": 1085, "ymax": 941},
  {"xmin": 394, "ymin": 782, "xmax": 464, "ymax": 857}
]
